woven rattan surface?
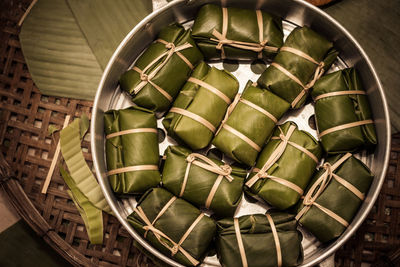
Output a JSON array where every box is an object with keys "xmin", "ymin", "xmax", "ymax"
[
  {"xmin": 0, "ymin": 0, "xmax": 399, "ymax": 266},
  {"xmin": 0, "ymin": 1, "xmax": 155, "ymax": 266}
]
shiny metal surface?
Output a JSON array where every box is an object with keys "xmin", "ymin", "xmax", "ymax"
[{"xmin": 91, "ymin": 0, "xmax": 391, "ymax": 266}]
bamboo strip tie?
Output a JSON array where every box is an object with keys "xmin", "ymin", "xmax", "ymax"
[
  {"xmin": 187, "ymin": 77, "xmax": 231, "ymax": 104},
  {"xmin": 41, "ymin": 115, "xmax": 71, "ymax": 194},
  {"xmin": 295, "ymin": 153, "xmax": 360, "ymax": 227},
  {"xmin": 251, "ymin": 168, "xmax": 304, "ymax": 195},
  {"xmin": 133, "ymin": 197, "xmax": 200, "ymax": 266},
  {"xmin": 266, "ymin": 213, "xmax": 283, "ymax": 267},
  {"xmin": 18, "ymin": 0, "xmax": 38, "ymax": 26},
  {"xmin": 271, "ymin": 46, "xmax": 325, "ymax": 108},
  {"xmin": 106, "ymin": 165, "xmax": 158, "ymax": 176},
  {"xmin": 313, "ymin": 90, "xmax": 366, "ymax": 102},
  {"xmin": 211, "ymin": 8, "xmax": 278, "ymax": 59},
  {"xmin": 105, "ymin": 128, "xmax": 157, "ymax": 139},
  {"xmin": 215, "ymin": 93, "xmax": 277, "ymax": 152},
  {"xmin": 246, "ymin": 125, "xmax": 319, "ymax": 188},
  {"xmin": 169, "ymin": 107, "xmax": 216, "ymax": 133},
  {"xmin": 179, "ymin": 153, "xmax": 234, "ymax": 209},
  {"xmin": 313, "ymin": 90, "xmax": 373, "ymax": 138},
  {"xmin": 215, "ymin": 93, "xmax": 242, "ymax": 136},
  {"xmin": 234, "ymin": 218, "xmax": 248, "ymax": 267},
  {"xmin": 318, "ymin": 119, "xmax": 374, "ymax": 138},
  {"xmin": 132, "ymin": 39, "xmax": 193, "ymax": 102}
]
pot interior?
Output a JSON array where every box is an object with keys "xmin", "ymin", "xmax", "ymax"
[{"xmin": 91, "ymin": 0, "xmax": 390, "ymax": 266}]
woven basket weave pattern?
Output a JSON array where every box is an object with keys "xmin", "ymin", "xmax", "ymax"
[
  {"xmin": 1, "ymin": 0, "xmax": 399, "ymax": 266},
  {"xmin": 0, "ymin": 1, "xmax": 154, "ymax": 266}
]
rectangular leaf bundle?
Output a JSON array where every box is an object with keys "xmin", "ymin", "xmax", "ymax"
[
  {"xmin": 245, "ymin": 121, "xmax": 322, "ymax": 210},
  {"xmin": 311, "ymin": 68, "xmax": 377, "ymax": 153},
  {"xmin": 216, "ymin": 212, "xmax": 303, "ymax": 267},
  {"xmin": 104, "ymin": 106, "xmax": 161, "ymax": 195},
  {"xmin": 296, "ymin": 153, "xmax": 374, "ymax": 243},
  {"xmin": 162, "ymin": 145, "xmax": 246, "ymax": 217},
  {"xmin": 163, "ymin": 62, "xmax": 239, "ymax": 150},
  {"xmin": 163, "ymin": 61, "xmax": 210, "ymax": 133},
  {"xmin": 212, "ymin": 81, "xmax": 290, "ymax": 166},
  {"xmin": 119, "ymin": 24, "xmax": 203, "ymax": 112},
  {"xmin": 127, "ymin": 188, "xmax": 216, "ymax": 266},
  {"xmin": 257, "ymin": 26, "xmax": 338, "ymax": 109},
  {"xmin": 191, "ymin": 4, "xmax": 284, "ymax": 60}
]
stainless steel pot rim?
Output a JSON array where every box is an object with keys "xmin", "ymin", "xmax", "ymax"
[{"xmin": 91, "ymin": 0, "xmax": 391, "ymax": 266}]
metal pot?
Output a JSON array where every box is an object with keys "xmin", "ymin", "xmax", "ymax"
[{"xmin": 91, "ymin": 0, "xmax": 391, "ymax": 266}]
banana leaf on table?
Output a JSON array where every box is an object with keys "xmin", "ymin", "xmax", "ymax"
[
  {"xmin": 191, "ymin": 4, "xmax": 284, "ymax": 60},
  {"xmin": 257, "ymin": 26, "xmax": 338, "ymax": 109},
  {"xmin": 104, "ymin": 106, "xmax": 161, "ymax": 195},
  {"xmin": 312, "ymin": 68, "xmax": 377, "ymax": 154},
  {"xmin": 162, "ymin": 146, "xmax": 246, "ymax": 218},
  {"xmin": 127, "ymin": 188, "xmax": 216, "ymax": 266},
  {"xmin": 216, "ymin": 212, "xmax": 303, "ymax": 267},
  {"xmin": 296, "ymin": 153, "xmax": 374, "ymax": 243},
  {"xmin": 245, "ymin": 121, "xmax": 322, "ymax": 210},
  {"xmin": 163, "ymin": 63, "xmax": 239, "ymax": 150},
  {"xmin": 19, "ymin": 0, "xmax": 152, "ymax": 100},
  {"xmin": 119, "ymin": 24, "xmax": 204, "ymax": 113},
  {"xmin": 212, "ymin": 81, "xmax": 290, "ymax": 166}
]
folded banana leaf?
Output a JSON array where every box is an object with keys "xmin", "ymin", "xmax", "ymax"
[
  {"xmin": 162, "ymin": 145, "xmax": 246, "ymax": 217},
  {"xmin": 212, "ymin": 81, "xmax": 290, "ymax": 166},
  {"xmin": 127, "ymin": 188, "xmax": 216, "ymax": 266},
  {"xmin": 216, "ymin": 212, "xmax": 303, "ymax": 267},
  {"xmin": 257, "ymin": 26, "xmax": 338, "ymax": 109},
  {"xmin": 311, "ymin": 68, "xmax": 377, "ymax": 154},
  {"xmin": 245, "ymin": 121, "xmax": 322, "ymax": 210},
  {"xmin": 191, "ymin": 4, "xmax": 284, "ymax": 60},
  {"xmin": 163, "ymin": 64, "xmax": 239, "ymax": 150},
  {"xmin": 296, "ymin": 153, "xmax": 374, "ymax": 243},
  {"xmin": 104, "ymin": 106, "xmax": 161, "ymax": 195},
  {"xmin": 119, "ymin": 24, "xmax": 203, "ymax": 113},
  {"xmin": 162, "ymin": 61, "xmax": 210, "ymax": 136}
]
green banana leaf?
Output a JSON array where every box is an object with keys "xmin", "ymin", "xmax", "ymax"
[
  {"xmin": 127, "ymin": 188, "xmax": 216, "ymax": 266},
  {"xmin": 212, "ymin": 81, "xmax": 290, "ymax": 166},
  {"xmin": 191, "ymin": 4, "xmax": 283, "ymax": 60},
  {"xmin": 104, "ymin": 106, "xmax": 161, "ymax": 195},
  {"xmin": 162, "ymin": 61, "xmax": 210, "ymax": 144},
  {"xmin": 257, "ymin": 26, "xmax": 338, "ymax": 109},
  {"xmin": 163, "ymin": 64, "xmax": 239, "ymax": 150},
  {"xmin": 119, "ymin": 24, "xmax": 204, "ymax": 113},
  {"xmin": 67, "ymin": 0, "xmax": 152, "ymax": 70},
  {"xmin": 312, "ymin": 68, "xmax": 377, "ymax": 153},
  {"xmin": 60, "ymin": 115, "xmax": 112, "ymax": 213},
  {"xmin": 245, "ymin": 121, "xmax": 322, "ymax": 210},
  {"xmin": 162, "ymin": 146, "xmax": 246, "ymax": 218},
  {"xmin": 19, "ymin": 0, "xmax": 152, "ymax": 100},
  {"xmin": 296, "ymin": 154, "xmax": 374, "ymax": 243},
  {"xmin": 60, "ymin": 166, "xmax": 104, "ymax": 245},
  {"xmin": 216, "ymin": 212, "xmax": 303, "ymax": 267}
]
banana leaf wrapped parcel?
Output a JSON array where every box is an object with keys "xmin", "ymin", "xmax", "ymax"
[
  {"xmin": 119, "ymin": 24, "xmax": 203, "ymax": 113},
  {"xmin": 162, "ymin": 61, "xmax": 210, "ymax": 135},
  {"xmin": 245, "ymin": 121, "xmax": 322, "ymax": 210},
  {"xmin": 296, "ymin": 153, "xmax": 374, "ymax": 243},
  {"xmin": 191, "ymin": 4, "xmax": 284, "ymax": 60},
  {"xmin": 257, "ymin": 26, "xmax": 338, "ymax": 109},
  {"xmin": 104, "ymin": 106, "xmax": 161, "ymax": 195},
  {"xmin": 312, "ymin": 68, "xmax": 377, "ymax": 154},
  {"xmin": 216, "ymin": 212, "xmax": 303, "ymax": 267},
  {"xmin": 162, "ymin": 146, "xmax": 246, "ymax": 217},
  {"xmin": 163, "ymin": 63, "xmax": 239, "ymax": 150},
  {"xmin": 212, "ymin": 81, "xmax": 290, "ymax": 166},
  {"xmin": 127, "ymin": 188, "xmax": 216, "ymax": 266}
]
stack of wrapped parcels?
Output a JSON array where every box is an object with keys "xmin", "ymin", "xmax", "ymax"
[{"xmin": 104, "ymin": 4, "xmax": 377, "ymax": 266}]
